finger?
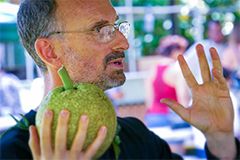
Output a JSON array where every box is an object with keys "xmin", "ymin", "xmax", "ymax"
[
  {"xmin": 210, "ymin": 47, "xmax": 223, "ymax": 75},
  {"xmin": 178, "ymin": 55, "xmax": 198, "ymax": 88},
  {"xmin": 55, "ymin": 109, "xmax": 70, "ymax": 155},
  {"xmin": 160, "ymin": 98, "xmax": 190, "ymax": 123},
  {"xmin": 29, "ymin": 125, "xmax": 40, "ymax": 160},
  {"xmin": 40, "ymin": 109, "xmax": 53, "ymax": 158},
  {"xmin": 84, "ymin": 126, "xmax": 107, "ymax": 159},
  {"xmin": 196, "ymin": 44, "xmax": 211, "ymax": 82},
  {"xmin": 210, "ymin": 48, "xmax": 228, "ymax": 89},
  {"xmin": 213, "ymin": 68, "xmax": 228, "ymax": 90},
  {"xmin": 71, "ymin": 115, "xmax": 89, "ymax": 153}
]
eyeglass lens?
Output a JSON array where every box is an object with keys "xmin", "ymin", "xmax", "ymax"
[
  {"xmin": 119, "ymin": 22, "xmax": 130, "ymax": 38},
  {"xmin": 98, "ymin": 25, "xmax": 115, "ymax": 42},
  {"xmin": 98, "ymin": 22, "xmax": 130, "ymax": 43}
]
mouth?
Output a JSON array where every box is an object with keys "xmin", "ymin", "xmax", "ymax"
[{"xmin": 107, "ymin": 58, "xmax": 124, "ymax": 69}]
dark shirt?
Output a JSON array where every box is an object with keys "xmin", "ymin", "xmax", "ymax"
[{"xmin": 0, "ymin": 110, "xmax": 239, "ymax": 159}]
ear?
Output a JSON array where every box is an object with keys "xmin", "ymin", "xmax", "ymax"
[{"xmin": 35, "ymin": 38, "xmax": 62, "ymax": 69}]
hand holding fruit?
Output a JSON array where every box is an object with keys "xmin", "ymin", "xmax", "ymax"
[
  {"xmin": 29, "ymin": 66, "xmax": 117, "ymax": 159},
  {"xmin": 29, "ymin": 110, "xmax": 107, "ymax": 160}
]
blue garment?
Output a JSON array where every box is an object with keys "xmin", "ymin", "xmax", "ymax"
[
  {"xmin": 0, "ymin": 110, "xmax": 239, "ymax": 159},
  {"xmin": 0, "ymin": 110, "xmax": 181, "ymax": 159}
]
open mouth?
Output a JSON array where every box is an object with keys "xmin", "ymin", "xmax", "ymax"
[{"xmin": 107, "ymin": 58, "xmax": 124, "ymax": 68}]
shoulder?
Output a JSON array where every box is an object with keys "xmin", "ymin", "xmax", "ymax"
[
  {"xmin": 0, "ymin": 125, "xmax": 30, "ymax": 159},
  {"xmin": 0, "ymin": 125, "xmax": 28, "ymax": 145},
  {"xmin": 116, "ymin": 117, "xmax": 182, "ymax": 159},
  {"xmin": 118, "ymin": 117, "xmax": 149, "ymax": 137},
  {"xmin": 117, "ymin": 116, "xmax": 167, "ymax": 144},
  {"xmin": 117, "ymin": 117, "xmax": 147, "ymax": 132},
  {"xmin": 0, "ymin": 110, "xmax": 36, "ymax": 159}
]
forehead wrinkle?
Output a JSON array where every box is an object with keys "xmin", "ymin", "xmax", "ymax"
[
  {"xmin": 56, "ymin": 0, "xmax": 117, "ymax": 31},
  {"xmin": 84, "ymin": 5, "xmax": 118, "ymax": 27},
  {"xmin": 56, "ymin": 0, "xmax": 96, "ymax": 30}
]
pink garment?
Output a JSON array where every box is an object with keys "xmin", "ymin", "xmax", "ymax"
[{"xmin": 147, "ymin": 65, "xmax": 177, "ymax": 114}]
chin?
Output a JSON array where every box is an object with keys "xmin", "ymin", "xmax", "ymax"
[
  {"xmin": 108, "ymin": 78, "xmax": 126, "ymax": 89},
  {"xmin": 98, "ymin": 72, "xmax": 126, "ymax": 91}
]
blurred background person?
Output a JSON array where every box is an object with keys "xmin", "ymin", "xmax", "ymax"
[
  {"xmin": 144, "ymin": 35, "xmax": 191, "ymax": 127},
  {"xmin": 222, "ymin": 22, "xmax": 240, "ymax": 88},
  {"xmin": 222, "ymin": 22, "xmax": 240, "ymax": 138},
  {"xmin": 183, "ymin": 20, "xmax": 226, "ymax": 83},
  {"xmin": 181, "ymin": 21, "xmax": 239, "ymax": 151}
]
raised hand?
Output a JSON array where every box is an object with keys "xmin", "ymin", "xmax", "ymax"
[
  {"xmin": 161, "ymin": 44, "xmax": 236, "ymax": 159},
  {"xmin": 28, "ymin": 109, "xmax": 107, "ymax": 160}
]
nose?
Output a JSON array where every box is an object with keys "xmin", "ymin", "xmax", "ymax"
[{"xmin": 111, "ymin": 30, "xmax": 129, "ymax": 51}]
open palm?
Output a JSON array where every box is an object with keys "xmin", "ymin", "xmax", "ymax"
[{"xmin": 162, "ymin": 44, "xmax": 234, "ymax": 135}]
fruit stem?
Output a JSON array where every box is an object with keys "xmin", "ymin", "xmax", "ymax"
[{"xmin": 58, "ymin": 66, "xmax": 74, "ymax": 90}]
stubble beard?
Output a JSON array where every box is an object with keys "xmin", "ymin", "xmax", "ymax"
[
  {"xmin": 62, "ymin": 46, "xmax": 126, "ymax": 90},
  {"xmin": 95, "ymin": 69, "xmax": 126, "ymax": 91}
]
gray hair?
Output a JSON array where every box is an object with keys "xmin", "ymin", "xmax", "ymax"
[{"xmin": 17, "ymin": 0, "xmax": 60, "ymax": 72}]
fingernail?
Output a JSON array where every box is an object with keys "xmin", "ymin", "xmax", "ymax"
[
  {"xmin": 61, "ymin": 110, "xmax": 69, "ymax": 117},
  {"xmin": 100, "ymin": 126, "xmax": 107, "ymax": 134},
  {"xmin": 80, "ymin": 115, "xmax": 88, "ymax": 122},
  {"xmin": 45, "ymin": 109, "xmax": 52, "ymax": 117},
  {"xmin": 210, "ymin": 47, "xmax": 215, "ymax": 52},
  {"xmin": 29, "ymin": 125, "xmax": 33, "ymax": 133}
]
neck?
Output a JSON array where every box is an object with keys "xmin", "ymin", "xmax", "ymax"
[{"xmin": 43, "ymin": 67, "xmax": 63, "ymax": 96}]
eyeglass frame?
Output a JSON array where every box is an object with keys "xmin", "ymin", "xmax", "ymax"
[{"xmin": 45, "ymin": 21, "xmax": 130, "ymax": 43}]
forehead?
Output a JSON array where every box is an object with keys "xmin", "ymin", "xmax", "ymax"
[{"xmin": 56, "ymin": 0, "xmax": 117, "ymax": 28}]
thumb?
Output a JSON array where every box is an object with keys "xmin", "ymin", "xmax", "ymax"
[{"xmin": 160, "ymin": 98, "xmax": 190, "ymax": 123}]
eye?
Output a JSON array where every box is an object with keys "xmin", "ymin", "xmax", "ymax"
[
  {"xmin": 91, "ymin": 23, "xmax": 104, "ymax": 32},
  {"xmin": 99, "ymin": 25, "xmax": 115, "ymax": 35},
  {"xmin": 97, "ymin": 25, "xmax": 116, "ymax": 43}
]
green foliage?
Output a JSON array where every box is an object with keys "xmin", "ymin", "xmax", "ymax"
[
  {"xmin": 112, "ymin": 124, "xmax": 121, "ymax": 160},
  {"xmin": 234, "ymin": 12, "xmax": 240, "ymax": 23},
  {"xmin": 132, "ymin": 0, "xmax": 170, "ymax": 6},
  {"xmin": 111, "ymin": 0, "xmax": 125, "ymax": 6},
  {"xmin": 204, "ymin": 0, "xmax": 237, "ymax": 7},
  {"xmin": 111, "ymin": 0, "xmax": 239, "ymax": 56},
  {"xmin": 10, "ymin": 114, "xmax": 30, "ymax": 131}
]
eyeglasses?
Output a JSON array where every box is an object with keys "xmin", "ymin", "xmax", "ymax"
[{"xmin": 47, "ymin": 21, "xmax": 130, "ymax": 43}]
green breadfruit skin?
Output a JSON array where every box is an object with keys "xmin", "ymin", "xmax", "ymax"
[{"xmin": 36, "ymin": 83, "xmax": 117, "ymax": 159}]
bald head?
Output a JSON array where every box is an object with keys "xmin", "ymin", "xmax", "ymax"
[
  {"xmin": 17, "ymin": 0, "xmax": 116, "ymax": 73},
  {"xmin": 55, "ymin": 0, "xmax": 116, "ymax": 32}
]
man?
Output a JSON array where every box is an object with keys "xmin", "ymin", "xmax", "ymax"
[{"xmin": 0, "ymin": 0, "xmax": 239, "ymax": 159}]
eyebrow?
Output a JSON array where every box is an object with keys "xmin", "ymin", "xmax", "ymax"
[
  {"xmin": 90, "ymin": 15, "xmax": 120, "ymax": 29},
  {"xmin": 90, "ymin": 20, "xmax": 108, "ymax": 29}
]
